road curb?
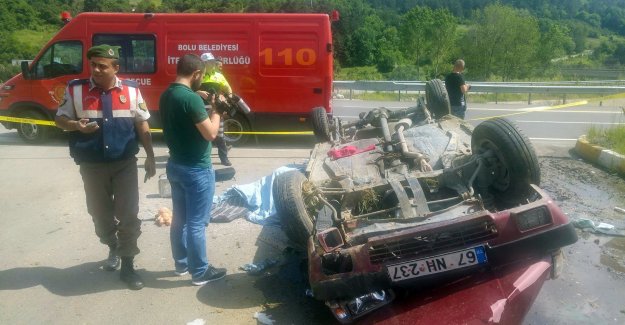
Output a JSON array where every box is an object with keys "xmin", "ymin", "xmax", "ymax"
[{"xmin": 575, "ymin": 135, "xmax": 625, "ymax": 175}]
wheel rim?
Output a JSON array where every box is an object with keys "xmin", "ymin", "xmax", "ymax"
[
  {"xmin": 223, "ymin": 118, "xmax": 244, "ymax": 143},
  {"xmin": 20, "ymin": 122, "xmax": 39, "ymax": 140},
  {"xmin": 476, "ymin": 139, "xmax": 510, "ymax": 191}
]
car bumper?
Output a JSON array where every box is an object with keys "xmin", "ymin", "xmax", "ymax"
[
  {"xmin": 359, "ymin": 254, "xmax": 556, "ymax": 324},
  {"xmin": 309, "ymin": 221, "xmax": 577, "ymax": 301}
]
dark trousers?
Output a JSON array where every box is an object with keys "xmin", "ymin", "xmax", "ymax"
[
  {"xmin": 213, "ymin": 136, "xmax": 229, "ymax": 163},
  {"xmin": 451, "ymin": 104, "xmax": 467, "ymax": 119},
  {"xmin": 79, "ymin": 157, "xmax": 141, "ymax": 257}
]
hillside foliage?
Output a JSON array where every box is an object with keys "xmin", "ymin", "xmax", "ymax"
[{"xmin": 1, "ymin": 0, "xmax": 625, "ymax": 82}]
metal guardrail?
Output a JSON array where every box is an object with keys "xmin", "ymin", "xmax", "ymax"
[{"xmin": 332, "ymin": 80, "xmax": 625, "ymax": 104}]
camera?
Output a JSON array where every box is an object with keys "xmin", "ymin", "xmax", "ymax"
[{"xmin": 199, "ymin": 84, "xmax": 251, "ymax": 117}]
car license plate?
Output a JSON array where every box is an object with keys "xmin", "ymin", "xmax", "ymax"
[{"xmin": 387, "ymin": 246, "xmax": 487, "ymax": 282}]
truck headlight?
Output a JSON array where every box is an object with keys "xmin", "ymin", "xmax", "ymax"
[{"xmin": 513, "ymin": 206, "xmax": 552, "ymax": 231}]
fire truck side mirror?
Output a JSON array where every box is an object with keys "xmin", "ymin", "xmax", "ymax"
[{"xmin": 20, "ymin": 61, "xmax": 31, "ymax": 80}]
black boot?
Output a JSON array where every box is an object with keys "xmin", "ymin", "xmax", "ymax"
[
  {"xmin": 120, "ymin": 257, "xmax": 144, "ymax": 290},
  {"xmin": 103, "ymin": 244, "xmax": 120, "ymax": 271}
]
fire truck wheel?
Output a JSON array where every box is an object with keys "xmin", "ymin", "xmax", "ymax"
[
  {"xmin": 311, "ymin": 107, "xmax": 331, "ymax": 143},
  {"xmin": 16, "ymin": 110, "xmax": 51, "ymax": 143},
  {"xmin": 223, "ymin": 114, "xmax": 251, "ymax": 146}
]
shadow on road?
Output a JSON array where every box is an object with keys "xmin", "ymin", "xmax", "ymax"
[
  {"xmin": 0, "ymin": 262, "xmax": 190, "ymax": 296},
  {"xmin": 195, "ymin": 224, "xmax": 334, "ymax": 324}
]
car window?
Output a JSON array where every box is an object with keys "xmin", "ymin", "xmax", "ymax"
[
  {"xmin": 32, "ymin": 41, "xmax": 83, "ymax": 79},
  {"xmin": 93, "ymin": 34, "xmax": 156, "ymax": 74}
]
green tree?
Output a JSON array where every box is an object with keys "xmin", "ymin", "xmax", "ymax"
[
  {"xmin": 0, "ymin": 0, "xmax": 43, "ymax": 32},
  {"xmin": 399, "ymin": 6, "xmax": 457, "ymax": 79},
  {"xmin": 376, "ymin": 26, "xmax": 403, "ymax": 73},
  {"xmin": 84, "ymin": 0, "xmax": 131, "ymax": 12},
  {"xmin": 329, "ymin": 0, "xmax": 375, "ymax": 67},
  {"xmin": 134, "ymin": 0, "xmax": 161, "ymax": 12},
  {"xmin": 536, "ymin": 22, "xmax": 574, "ymax": 68},
  {"xmin": 462, "ymin": 3, "xmax": 540, "ymax": 80},
  {"xmin": 348, "ymin": 15, "xmax": 385, "ymax": 66}
]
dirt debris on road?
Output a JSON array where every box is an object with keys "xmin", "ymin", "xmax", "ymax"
[
  {"xmin": 1, "ymin": 129, "xmax": 624, "ymax": 324},
  {"xmin": 526, "ymin": 149, "xmax": 625, "ymax": 325}
]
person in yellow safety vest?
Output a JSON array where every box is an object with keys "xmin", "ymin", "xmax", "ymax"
[{"xmin": 196, "ymin": 52, "xmax": 232, "ymax": 166}]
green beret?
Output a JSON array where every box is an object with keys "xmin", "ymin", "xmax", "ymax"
[{"xmin": 87, "ymin": 44, "xmax": 120, "ymax": 59}]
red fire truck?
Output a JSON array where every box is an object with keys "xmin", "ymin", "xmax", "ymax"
[{"xmin": 0, "ymin": 12, "xmax": 335, "ymax": 144}]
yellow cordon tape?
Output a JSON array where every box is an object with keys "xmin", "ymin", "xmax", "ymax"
[
  {"xmin": 0, "ymin": 99, "xmax": 596, "ymax": 133},
  {"xmin": 467, "ymin": 100, "xmax": 589, "ymax": 121},
  {"xmin": 0, "ymin": 115, "xmax": 56, "ymax": 126},
  {"xmin": 0, "ymin": 116, "xmax": 314, "ymax": 135},
  {"xmin": 149, "ymin": 129, "xmax": 313, "ymax": 135}
]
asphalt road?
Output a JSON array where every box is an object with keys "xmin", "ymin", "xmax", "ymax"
[
  {"xmin": 1, "ymin": 97, "xmax": 624, "ymax": 324},
  {"xmin": 333, "ymin": 98, "xmax": 625, "ymax": 143}
]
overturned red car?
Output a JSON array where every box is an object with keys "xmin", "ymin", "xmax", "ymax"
[{"xmin": 273, "ymin": 80, "xmax": 577, "ymax": 323}]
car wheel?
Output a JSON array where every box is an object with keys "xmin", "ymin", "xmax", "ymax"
[
  {"xmin": 425, "ymin": 79, "xmax": 450, "ymax": 119},
  {"xmin": 16, "ymin": 110, "xmax": 51, "ymax": 143},
  {"xmin": 311, "ymin": 107, "xmax": 331, "ymax": 143},
  {"xmin": 472, "ymin": 118, "xmax": 540, "ymax": 203},
  {"xmin": 273, "ymin": 170, "xmax": 314, "ymax": 250},
  {"xmin": 223, "ymin": 114, "xmax": 251, "ymax": 146}
]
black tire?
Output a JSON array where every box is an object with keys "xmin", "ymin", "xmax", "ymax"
[
  {"xmin": 472, "ymin": 118, "xmax": 540, "ymax": 203},
  {"xmin": 311, "ymin": 107, "xmax": 331, "ymax": 143},
  {"xmin": 16, "ymin": 110, "xmax": 52, "ymax": 143},
  {"xmin": 273, "ymin": 170, "xmax": 314, "ymax": 250},
  {"xmin": 223, "ymin": 114, "xmax": 251, "ymax": 146},
  {"xmin": 425, "ymin": 79, "xmax": 450, "ymax": 119}
]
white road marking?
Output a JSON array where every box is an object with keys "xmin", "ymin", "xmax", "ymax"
[
  {"xmin": 470, "ymin": 108, "xmax": 621, "ymax": 114},
  {"xmin": 530, "ymin": 137, "xmax": 578, "ymax": 141},
  {"xmin": 516, "ymin": 120, "xmax": 625, "ymax": 125},
  {"xmin": 336, "ymin": 106, "xmax": 622, "ymax": 114},
  {"xmin": 338, "ymin": 106, "xmax": 410, "ymax": 109}
]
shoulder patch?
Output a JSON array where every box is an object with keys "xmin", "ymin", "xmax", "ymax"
[
  {"xmin": 68, "ymin": 78, "xmax": 90, "ymax": 86},
  {"xmin": 138, "ymin": 102, "xmax": 148, "ymax": 111}
]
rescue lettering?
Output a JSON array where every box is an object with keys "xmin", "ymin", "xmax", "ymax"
[{"xmin": 127, "ymin": 78, "xmax": 152, "ymax": 86}]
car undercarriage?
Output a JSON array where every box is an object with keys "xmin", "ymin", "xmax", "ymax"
[{"xmin": 273, "ymin": 80, "xmax": 578, "ymax": 323}]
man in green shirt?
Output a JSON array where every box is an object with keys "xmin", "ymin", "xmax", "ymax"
[{"xmin": 159, "ymin": 54, "xmax": 227, "ymax": 285}]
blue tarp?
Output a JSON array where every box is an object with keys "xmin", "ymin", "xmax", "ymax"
[{"xmin": 213, "ymin": 164, "xmax": 304, "ymax": 225}]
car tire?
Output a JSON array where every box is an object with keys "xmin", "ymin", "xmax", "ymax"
[
  {"xmin": 223, "ymin": 114, "xmax": 251, "ymax": 146},
  {"xmin": 311, "ymin": 107, "xmax": 331, "ymax": 143},
  {"xmin": 425, "ymin": 79, "xmax": 451, "ymax": 119},
  {"xmin": 273, "ymin": 170, "xmax": 314, "ymax": 250},
  {"xmin": 16, "ymin": 110, "xmax": 51, "ymax": 143},
  {"xmin": 472, "ymin": 117, "xmax": 540, "ymax": 203}
]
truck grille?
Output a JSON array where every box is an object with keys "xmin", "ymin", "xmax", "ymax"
[{"xmin": 368, "ymin": 218, "xmax": 497, "ymax": 265}]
